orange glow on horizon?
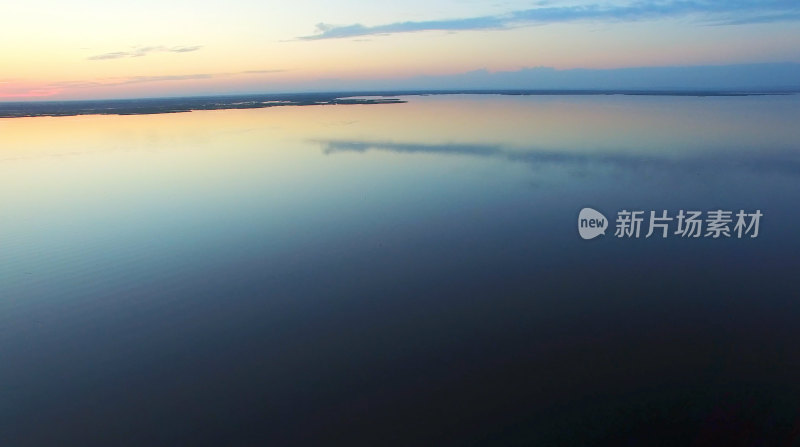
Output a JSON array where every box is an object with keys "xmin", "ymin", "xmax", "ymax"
[{"xmin": 0, "ymin": 88, "xmax": 63, "ymax": 99}]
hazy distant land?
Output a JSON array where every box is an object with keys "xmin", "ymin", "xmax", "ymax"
[
  {"xmin": 0, "ymin": 93, "xmax": 405, "ymax": 118},
  {"xmin": 0, "ymin": 89, "xmax": 796, "ymax": 118}
]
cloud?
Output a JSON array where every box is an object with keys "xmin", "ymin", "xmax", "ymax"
[
  {"xmin": 47, "ymin": 74, "xmax": 214, "ymax": 89},
  {"xmin": 96, "ymin": 70, "xmax": 283, "ymax": 85},
  {"xmin": 3, "ymin": 69, "xmax": 286, "ymax": 97},
  {"xmin": 88, "ymin": 45, "xmax": 203, "ymax": 60},
  {"xmin": 0, "ymin": 88, "xmax": 62, "ymax": 99},
  {"xmin": 385, "ymin": 63, "xmax": 800, "ymax": 90},
  {"xmin": 249, "ymin": 63, "xmax": 800, "ymax": 92},
  {"xmin": 299, "ymin": 0, "xmax": 800, "ymax": 40}
]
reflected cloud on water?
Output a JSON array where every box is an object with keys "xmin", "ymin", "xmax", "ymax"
[{"xmin": 317, "ymin": 139, "xmax": 800, "ymax": 177}]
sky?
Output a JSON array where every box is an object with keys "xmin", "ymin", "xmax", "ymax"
[{"xmin": 1, "ymin": 0, "xmax": 799, "ymax": 100}]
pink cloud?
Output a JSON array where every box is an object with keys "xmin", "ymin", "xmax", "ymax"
[{"xmin": 0, "ymin": 87, "xmax": 62, "ymax": 99}]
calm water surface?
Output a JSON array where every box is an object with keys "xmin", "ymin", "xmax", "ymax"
[{"xmin": 1, "ymin": 95, "xmax": 800, "ymax": 445}]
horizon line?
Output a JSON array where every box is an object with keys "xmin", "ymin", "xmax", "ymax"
[{"xmin": 2, "ymin": 87, "xmax": 800, "ymax": 105}]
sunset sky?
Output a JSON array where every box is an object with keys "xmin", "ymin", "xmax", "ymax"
[{"xmin": 2, "ymin": 0, "xmax": 799, "ymax": 100}]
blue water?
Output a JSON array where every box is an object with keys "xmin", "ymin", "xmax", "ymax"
[{"xmin": 1, "ymin": 94, "xmax": 800, "ymax": 445}]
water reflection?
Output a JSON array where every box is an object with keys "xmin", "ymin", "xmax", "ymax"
[
  {"xmin": 1, "ymin": 94, "xmax": 800, "ymax": 446},
  {"xmin": 318, "ymin": 138, "xmax": 800, "ymax": 176}
]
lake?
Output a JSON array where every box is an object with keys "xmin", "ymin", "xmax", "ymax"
[{"xmin": 2, "ymin": 94, "xmax": 800, "ymax": 445}]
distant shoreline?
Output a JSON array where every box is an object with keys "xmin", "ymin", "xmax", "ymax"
[{"xmin": 1, "ymin": 90, "xmax": 796, "ymax": 119}]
